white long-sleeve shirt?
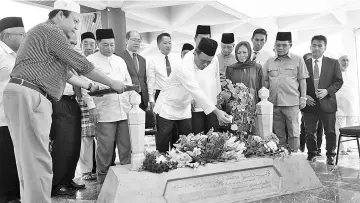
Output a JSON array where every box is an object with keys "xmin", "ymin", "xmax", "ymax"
[
  {"xmin": 86, "ymin": 52, "xmax": 133, "ymax": 122},
  {"xmin": 0, "ymin": 41, "xmax": 16, "ymax": 127},
  {"xmin": 253, "ymin": 49, "xmax": 273, "ymax": 66},
  {"xmin": 147, "ymin": 52, "xmax": 181, "ymax": 102},
  {"xmin": 154, "ymin": 52, "xmax": 216, "ymax": 120},
  {"xmin": 336, "ymin": 70, "xmax": 356, "ymax": 117},
  {"xmin": 185, "ymin": 50, "xmax": 221, "ymax": 112}
]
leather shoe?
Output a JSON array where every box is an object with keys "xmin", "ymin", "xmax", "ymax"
[
  {"xmin": 299, "ymin": 145, "xmax": 305, "ymax": 152},
  {"xmin": 316, "ymin": 151, "xmax": 322, "ymax": 156},
  {"xmin": 307, "ymin": 154, "xmax": 317, "ymax": 162},
  {"xmin": 51, "ymin": 185, "xmax": 76, "ymax": 196},
  {"xmin": 68, "ymin": 180, "xmax": 85, "ymax": 190},
  {"xmin": 327, "ymin": 156, "xmax": 335, "ymax": 165}
]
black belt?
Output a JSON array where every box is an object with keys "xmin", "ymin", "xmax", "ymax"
[
  {"xmin": 62, "ymin": 95, "xmax": 76, "ymax": 100},
  {"xmin": 9, "ymin": 78, "xmax": 52, "ymax": 101}
]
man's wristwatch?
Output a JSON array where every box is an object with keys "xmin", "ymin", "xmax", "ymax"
[
  {"xmin": 300, "ymin": 97, "xmax": 307, "ymax": 101},
  {"xmin": 87, "ymin": 83, "xmax": 93, "ymax": 91}
]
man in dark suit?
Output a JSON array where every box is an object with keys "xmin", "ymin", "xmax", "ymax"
[
  {"xmin": 122, "ymin": 30, "xmax": 149, "ymax": 110},
  {"xmin": 302, "ymin": 35, "xmax": 343, "ymax": 165}
]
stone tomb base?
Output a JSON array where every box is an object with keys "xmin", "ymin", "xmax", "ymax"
[{"xmin": 97, "ymin": 154, "xmax": 322, "ymax": 203}]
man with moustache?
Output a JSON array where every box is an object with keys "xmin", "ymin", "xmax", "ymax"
[
  {"xmin": 302, "ymin": 35, "xmax": 343, "ymax": 164},
  {"xmin": 0, "ymin": 16, "xmax": 24, "ymax": 203},
  {"xmin": 77, "ymin": 32, "xmax": 98, "ymax": 181},
  {"xmin": 263, "ymin": 32, "xmax": 308, "ymax": 152},
  {"xmin": 87, "ymin": 29, "xmax": 133, "ymax": 184},
  {"xmin": 3, "ymin": 0, "xmax": 127, "ymax": 201},
  {"xmin": 217, "ymin": 33, "xmax": 236, "ymax": 82}
]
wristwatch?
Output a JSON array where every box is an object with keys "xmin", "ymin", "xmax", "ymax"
[
  {"xmin": 300, "ymin": 97, "xmax": 307, "ymax": 101},
  {"xmin": 87, "ymin": 83, "xmax": 93, "ymax": 91}
]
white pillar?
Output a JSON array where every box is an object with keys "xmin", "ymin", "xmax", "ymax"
[
  {"xmin": 256, "ymin": 87, "xmax": 273, "ymax": 139},
  {"xmin": 127, "ymin": 92, "xmax": 145, "ymax": 171}
]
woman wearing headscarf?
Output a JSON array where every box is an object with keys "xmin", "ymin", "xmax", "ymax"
[{"xmin": 225, "ymin": 41, "xmax": 263, "ymax": 102}]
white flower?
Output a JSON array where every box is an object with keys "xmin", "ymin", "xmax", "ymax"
[
  {"xmin": 193, "ymin": 147, "xmax": 201, "ymax": 156},
  {"xmin": 230, "ymin": 124, "xmax": 238, "ymax": 131},
  {"xmin": 155, "ymin": 155, "xmax": 167, "ymax": 164},
  {"xmin": 252, "ymin": 136, "xmax": 262, "ymax": 143},
  {"xmin": 265, "ymin": 141, "xmax": 278, "ymax": 151}
]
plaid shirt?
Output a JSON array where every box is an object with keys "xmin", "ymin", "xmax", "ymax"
[{"xmin": 78, "ymin": 98, "xmax": 95, "ymax": 137}]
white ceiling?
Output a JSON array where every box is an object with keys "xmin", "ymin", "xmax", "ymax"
[{"xmin": 18, "ymin": 0, "xmax": 360, "ymax": 54}]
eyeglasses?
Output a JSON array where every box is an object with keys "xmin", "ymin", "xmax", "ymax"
[
  {"xmin": 129, "ymin": 38, "xmax": 142, "ymax": 43},
  {"xmin": 8, "ymin": 33, "xmax": 26, "ymax": 38}
]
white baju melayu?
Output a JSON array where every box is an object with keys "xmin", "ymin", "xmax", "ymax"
[
  {"xmin": 154, "ymin": 52, "xmax": 216, "ymax": 152},
  {"xmin": 335, "ymin": 69, "xmax": 357, "ymax": 151},
  {"xmin": 86, "ymin": 52, "xmax": 133, "ymax": 183}
]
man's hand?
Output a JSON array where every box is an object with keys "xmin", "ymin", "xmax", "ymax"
[
  {"xmin": 191, "ymin": 100, "xmax": 196, "ymax": 112},
  {"xmin": 89, "ymin": 84, "xmax": 99, "ymax": 92},
  {"xmin": 306, "ymin": 95, "xmax": 316, "ymax": 106},
  {"xmin": 316, "ymin": 89, "xmax": 328, "ymax": 100},
  {"xmin": 89, "ymin": 108, "xmax": 100, "ymax": 123},
  {"xmin": 300, "ymin": 97, "xmax": 306, "ymax": 109},
  {"xmin": 110, "ymin": 80, "xmax": 126, "ymax": 94},
  {"xmin": 214, "ymin": 109, "xmax": 232, "ymax": 124}
]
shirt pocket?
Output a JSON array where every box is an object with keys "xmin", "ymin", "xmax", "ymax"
[
  {"xmin": 284, "ymin": 65, "xmax": 297, "ymax": 77},
  {"xmin": 268, "ymin": 67, "xmax": 279, "ymax": 78}
]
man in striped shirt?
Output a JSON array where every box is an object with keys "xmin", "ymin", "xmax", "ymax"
[{"xmin": 2, "ymin": 0, "xmax": 127, "ymax": 202}]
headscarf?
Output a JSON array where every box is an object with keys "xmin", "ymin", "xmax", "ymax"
[{"xmin": 233, "ymin": 41, "xmax": 255, "ymax": 67}]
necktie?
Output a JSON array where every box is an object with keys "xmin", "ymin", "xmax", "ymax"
[
  {"xmin": 165, "ymin": 55, "xmax": 171, "ymax": 76},
  {"xmin": 133, "ymin": 53, "xmax": 139, "ymax": 73},
  {"xmin": 314, "ymin": 59, "xmax": 320, "ymax": 90},
  {"xmin": 252, "ymin": 51, "xmax": 258, "ymax": 61}
]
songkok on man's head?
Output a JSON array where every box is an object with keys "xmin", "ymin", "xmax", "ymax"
[
  {"xmin": 81, "ymin": 32, "xmax": 95, "ymax": 41},
  {"xmin": 182, "ymin": 43, "xmax": 194, "ymax": 52},
  {"xmin": 0, "ymin": 17, "xmax": 24, "ymax": 33},
  {"xmin": 96, "ymin": 29, "xmax": 115, "ymax": 41},
  {"xmin": 54, "ymin": 0, "xmax": 80, "ymax": 13},
  {"xmin": 276, "ymin": 32, "xmax": 292, "ymax": 41},
  {"xmin": 196, "ymin": 25, "xmax": 211, "ymax": 35},
  {"xmin": 197, "ymin": 38, "xmax": 218, "ymax": 56},
  {"xmin": 221, "ymin": 33, "xmax": 234, "ymax": 44}
]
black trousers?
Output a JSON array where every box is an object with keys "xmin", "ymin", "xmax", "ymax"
[
  {"xmin": 0, "ymin": 126, "xmax": 20, "ymax": 201},
  {"xmin": 155, "ymin": 89, "xmax": 178, "ymax": 144},
  {"xmin": 50, "ymin": 96, "xmax": 81, "ymax": 188},
  {"xmin": 304, "ymin": 111, "xmax": 336, "ymax": 157},
  {"xmin": 191, "ymin": 112, "xmax": 219, "ymax": 135},
  {"xmin": 300, "ymin": 117, "xmax": 323, "ymax": 151},
  {"xmin": 155, "ymin": 115, "xmax": 192, "ymax": 153}
]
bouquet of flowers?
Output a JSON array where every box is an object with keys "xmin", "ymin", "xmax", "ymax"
[
  {"xmin": 244, "ymin": 133, "xmax": 290, "ymax": 158},
  {"xmin": 216, "ymin": 79, "xmax": 256, "ymax": 139},
  {"xmin": 140, "ymin": 151, "xmax": 178, "ymax": 173}
]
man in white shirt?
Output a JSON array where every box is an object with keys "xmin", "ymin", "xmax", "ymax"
[
  {"xmin": 154, "ymin": 38, "xmax": 231, "ymax": 152},
  {"xmin": 217, "ymin": 33, "xmax": 236, "ymax": 81},
  {"xmin": 0, "ymin": 16, "xmax": 24, "ymax": 203},
  {"xmin": 189, "ymin": 25, "xmax": 221, "ymax": 134},
  {"xmin": 251, "ymin": 28, "xmax": 273, "ymax": 67},
  {"xmin": 77, "ymin": 32, "xmax": 98, "ymax": 181},
  {"xmin": 148, "ymin": 32, "xmax": 180, "ymax": 148},
  {"xmin": 87, "ymin": 29, "xmax": 133, "ymax": 184}
]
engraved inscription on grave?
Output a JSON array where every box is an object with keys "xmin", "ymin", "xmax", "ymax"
[{"xmin": 164, "ymin": 167, "xmax": 281, "ymax": 203}]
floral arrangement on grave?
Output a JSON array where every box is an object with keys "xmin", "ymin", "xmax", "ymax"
[
  {"xmin": 216, "ymin": 79, "xmax": 256, "ymax": 139},
  {"xmin": 141, "ymin": 130, "xmax": 290, "ymax": 173}
]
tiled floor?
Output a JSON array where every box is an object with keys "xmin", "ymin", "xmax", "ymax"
[{"xmin": 52, "ymin": 136, "xmax": 360, "ymax": 203}]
